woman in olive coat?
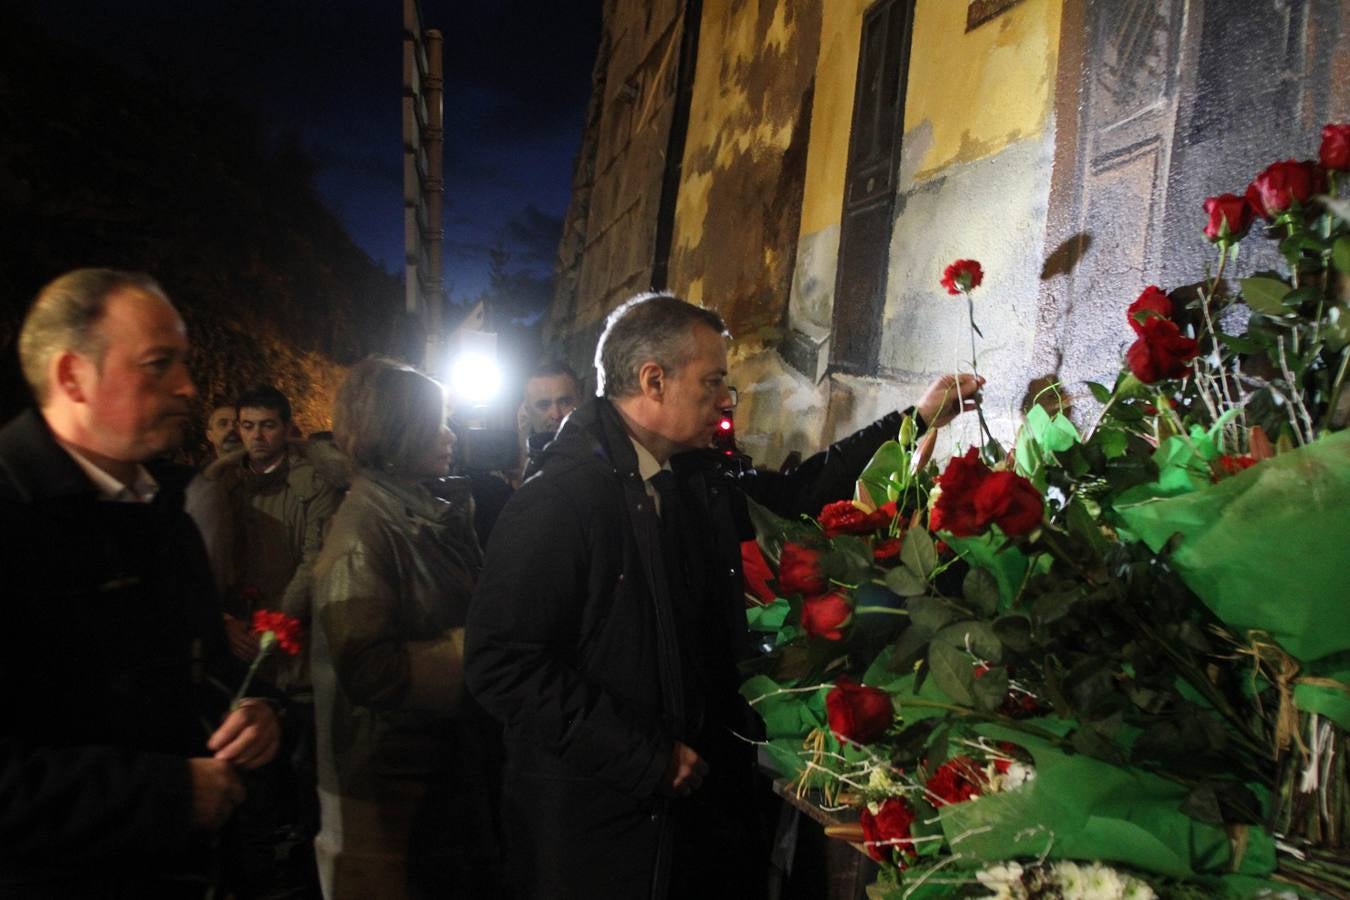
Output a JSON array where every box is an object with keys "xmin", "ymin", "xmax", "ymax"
[{"xmin": 311, "ymin": 357, "xmax": 496, "ymax": 898}]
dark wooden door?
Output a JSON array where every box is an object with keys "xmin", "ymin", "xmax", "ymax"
[{"xmin": 829, "ymin": 0, "xmax": 915, "ymax": 375}]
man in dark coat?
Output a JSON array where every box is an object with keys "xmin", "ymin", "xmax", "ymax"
[
  {"xmin": 0, "ymin": 269, "xmax": 281, "ymax": 898},
  {"xmin": 466, "ymin": 293, "xmax": 979, "ymax": 899}
]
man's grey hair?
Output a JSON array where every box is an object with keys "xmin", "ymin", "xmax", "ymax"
[
  {"xmin": 18, "ymin": 268, "xmax": 168, "ymax": 405},
  {"xmin": 594, "ymin": 292, "xmax": 728, "ymax": 398}
]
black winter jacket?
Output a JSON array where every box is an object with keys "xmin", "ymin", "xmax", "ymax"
[
  {"xmin": 0, "ymin": 410, "xmax": 243, "ymax": 896},
  {"xmin": 465, "ymin": 398, "xmax": 913, "ymax": 898}
]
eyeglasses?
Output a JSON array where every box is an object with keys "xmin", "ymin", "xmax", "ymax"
[
  {"xmin": 727, "ymin": 386, "xmax": 739, "ymax": 408},
  {"xmin": 703, "ymin": 376, "xmax": 738, "ymax": 408}
]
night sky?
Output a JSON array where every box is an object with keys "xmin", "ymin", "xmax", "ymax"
[{"xmin": 7, "ymin": 0, "xmax": 603, "ymax": 311}]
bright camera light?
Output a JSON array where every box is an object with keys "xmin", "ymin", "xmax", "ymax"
[{"xmin": 449, "ymin": 352, "xmax": 503, "ymax": 405}]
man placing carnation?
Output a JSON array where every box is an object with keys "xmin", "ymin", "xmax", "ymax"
[
  {"xmin": 466, "ymin": 291, "xmax": 979, "ymax": 899},
  {"xmin": 0, "ymin": 270, "xmax": 280, "ymax": 897}
]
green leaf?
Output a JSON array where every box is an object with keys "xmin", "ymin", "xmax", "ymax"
[
  {"xmin": 745, "ymin": 597, "xmax": 790, "ymax": 632},
  {"xmin": 1239, "ymin": 276, "xmax": 1291, "ymax": 316},
  {"xmin": 900, "ymin": 527, "xmax": 937, "ymax": 578},
  {"xmin": 855, "ymin": 440, "xmax": 908, "ymax": 508},
  {"xmin": 1281, "ymin": 285, "xmax": 1320, "ymax": 310},
  {"xmin": 908, "ymin": 596, "xmax": 959, "ymax": 634},
  {"xmin": 1333, "ymin": 235, "xmax": 1350, "ymax": 274},
  {"xmin": 971, "ymin": 665, "xmax": 1010, "ymax": 713},
  {"xmin": 1092, "ymin": 427, "xmax": 1128, "ymax": 460},
  {"xmin": 1216, "ymin": 331, "xmax": 1264, "ymax": 354},
  {"xmin": 962, "ymin": 567, "xmax": 1000, "ymax": 617},
  {"xmin": 992, "ymin": 614, "xmax": 1034, "ymax": 653},
  {"xmin": 927, "ymin": 641, "xmax": 975, "ymax": 706},
  {"xmin": 884, "ymin": 566, "xmax": 929, "ymax": 597},
  {"xmin": 933, "ymin": 619, "xmax": 1003, "ymax": 662},
  {"xmin": 1087, "ymin": 381, "xmax": 1113, "ymax": 404}
]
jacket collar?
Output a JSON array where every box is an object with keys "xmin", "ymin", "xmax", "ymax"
[{"xmin": 0, "ymin": 409, "xmax": 101, "ymax": 503}]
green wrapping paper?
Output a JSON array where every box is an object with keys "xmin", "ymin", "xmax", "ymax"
[
  {"xmin": 1114, "ymin": 429, "xmax": 1350, "ymax": 666},
  {"xmin": 941, "ymin": 724, "xmax": 1277, "ymax": 882}
]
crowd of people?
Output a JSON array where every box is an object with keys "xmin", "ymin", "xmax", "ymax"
[{"xmin": 0, "ymin": 269, "xmax": 979, "ymax": 899}]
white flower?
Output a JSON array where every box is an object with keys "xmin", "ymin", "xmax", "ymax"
[
  {"xmin": 1078, "ymin": 862, "xmax": 1126, "ymax": 900},
  {"xmin": 1121, "ymin": 879, "xmax": 1157, "ymax": 900},
  {"xmin": 988, "ymin": 760, "xmax": 1036, "ymax": 793},
  {"xmin": 865, "ymin": 766, "xmax": 908, "ymax": 798},
  {"xmin": 975, "ymin": 862, "xmax": 1026, "ymax": 900},
  {"xmin": 1052, "ymin": 861, "xmax": 1087, "ymax": 897}
]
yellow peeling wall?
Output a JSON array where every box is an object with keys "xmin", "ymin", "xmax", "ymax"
[
  {"xmin": 903, "ymin": 0, "xmax": 1061, "ymax": 183},
  {"xmin": 666, "ymin": 0, "xmax": 821, "ymax": 338}
]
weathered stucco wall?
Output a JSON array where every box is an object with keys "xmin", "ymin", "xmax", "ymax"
[
  {"xmin": 667, "ymin": 0, "xmax": 821, "ymax": 339},
  {"xmin": 786, "ymin": 0, "xmax": 868, "ymax": 347},
  {"xmin": 742, "ymin": 0, "xmax": 1062, "ymax": 460},
  {"xmin": 848, "ymin": 0, "xmax": 1060, "ymax": 452},
  {"xmin": 547, "ymin": 0, "xmax": 688, "ymax": 368}
]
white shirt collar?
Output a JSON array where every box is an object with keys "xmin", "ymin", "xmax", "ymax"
[
  {"xmin": 56, "ymin": 440, "xmax": 159, "ymax": 503},
  {"xmin": 628, "ymin": 435, "xmax": 668, "ymax": 482}
]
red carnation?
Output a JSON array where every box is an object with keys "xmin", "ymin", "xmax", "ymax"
[
  {"xmin": 801, "ymin": 592, "xmax": 852, "ymax": 641},
  {"xmin": 859, "ymin": 797, "xmax": 918, "ymax": 863},
  {"xmin": 1126, "ymin": 316, "xmax": 1198, "ymax": 383},
  {"xmin": 1245, "ymin": 159, "xmax": 1325, "ymax": 219},
  {"xmin": 1126, "ymin": 286, "xmax": 1173, "ymax": 336},
  {"xmin": 777, "ymin": 542, "xmax": 826, "ymax": 595},
  {"xmin": 872, "ymin": 537, "xmax": 902, "ymax": 563},
  {"xmin": 1214, "ymin": 454, "xmax": 1257, "ymax": 480},
  {"xmin": 1202, "ymin": 194, "xmax": 1256, "ymax": 244},
  {"xmin": 941, "ymin": 259, "xmax": 984, "ymax": 296},
  {"xmin": 972, "ymin": 471, "xmax": 1044, "ymax": 536},
  {"xmin": 819, "ymin": 500, "xmax": 893, "ymax": 537},
  {"xmin": 926, "ymin": 756, "xmax": 988, "ymax": 806},
  {"xmin": 826, "ymin": 678, "xmax": 893, "ymax": 744},
  {"xmin": 1320, "ymin": 123, "xmax": 1350, "ymax": 172},
  {"xmin": 251, "ymin": 609, "xmax": 303, "ymax": 656}
]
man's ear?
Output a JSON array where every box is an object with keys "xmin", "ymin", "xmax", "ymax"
[
  {"xmin": 636, "ymin": 361, "xmax": 666, "ymax": 401},
  {"xmin": 52, "ymin": 350, "xmax": 92, "ymax": 404}
]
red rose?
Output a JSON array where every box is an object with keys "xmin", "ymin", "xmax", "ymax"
[
  {"xmin": 941, "ymin": 259, "xmax": 984, "ymax": 296},
  {"xmin": 1320, "ymin": 123, "xmax": 1350, "ymax": 172},
  {"xmin": 777, "ymin": 542, "xmax": 826, "ymax": 595},
  {"xmin": 972, "ymin": 471, "xmax": 1044, "ymax": 536},
  {"xmin": 929, "ymin": 448, "xmax": 989, "ymax": 537},
  {"xmin": 926, "ymin": 756, "xmax": 987, "ymax": 806},
  {"xmin": 859, "ymin": 797, "xmax": 917, "ymax": 863},
  {"xmin": 872, "ymin": 537, "xmax": 902, "ymax": 563},
  {"xmin": 1126, "ymin": 285, "xmax": 1173, "ymax": 336},
  {"xmin": 801, "ymin": 592, "xmax": 852, "ymax": 641},
  {"xmin": 1202, "ymin": 194, "xmax": 1256, "ymax": 244},
  {"xmin": 1126, "ymin": 317, "xmax": 1198, "ymax": 383},
  {"xmin": 825, "ymin": 678, "xmax": 893, "ymax": 744},
  {"xmin": 251, "ymin": 609, "xmax": 303, "ymax": 656},
  {"xmin": 1245, "ymin": 159, "xmax": 1325, "ymax": 219}
]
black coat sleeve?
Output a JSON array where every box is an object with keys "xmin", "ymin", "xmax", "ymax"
[
  {"xmin": 734, "ymin": 407, "xmax": 921, "ymax": 520},
  {"xmin": 464, "ymin": 480, "xmax": 671, "ymax": 800}
]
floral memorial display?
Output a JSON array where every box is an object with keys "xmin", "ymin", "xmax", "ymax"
[{"xmin": 740, "ymin": 125, "xmax": 1350, "ymax": 898}]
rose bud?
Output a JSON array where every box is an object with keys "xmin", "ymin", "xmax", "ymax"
[
  {"xmin": 1245, "ymin": 159, "xmax": 1325, "ymax": 219},
  {"xmin": 825, "ymin": 678, "xmax": 893, "ymax": 744},
  {"xmin": 972, "ymin": 471, "xmax": 1044, "ymax": 537},
  {"xmin": 1126, "ymin": 285, "xmax": 1172, "ymax": 335},
  {"xmin": 1202, "ymin": 194, "xmax": 1255, "ymax": 244},
  {"xmin": 777, "ymin": 542, "xmax": 826, "ymax": 595},
  {"xmin": 1126, "ymin": 316, "xmax": 1198, "ymax": 383},
  {"xmin": 801, "ymin": 592, "xmax": 852, "ymax": 641},
  {"xmin": 1320, "ymin": 123, "xmax": 1350, "ymax": 172}
]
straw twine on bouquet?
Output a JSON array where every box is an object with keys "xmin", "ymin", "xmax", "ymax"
[{"xmin": 1215, "ymin": 627, "xmax": 1350, "ymax": 760}]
